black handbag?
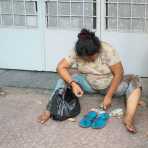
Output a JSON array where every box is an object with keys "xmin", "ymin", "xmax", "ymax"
[{"xmin": 50, "ymin": 86, "xmax": 81, "ymax": 121}]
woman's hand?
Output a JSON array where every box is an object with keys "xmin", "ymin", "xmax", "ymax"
[
  {"xmin": 71, "ymin": 82, "xmax": 84, "ymax": 97},
  {"xmin": 103, "ymin": 95, "xmax": 112, "ymax": 110}
]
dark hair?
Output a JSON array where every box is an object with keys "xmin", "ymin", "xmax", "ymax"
[{"xmin": 75, "ymin": 28, "xmax": 102, "ymax": 58}]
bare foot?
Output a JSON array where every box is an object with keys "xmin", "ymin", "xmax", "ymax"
[
  {"xmin": 37, "ymin": 111, "xmax": 51, "ymax": 124},
  {"xmin": 123, "ymin": 116, "xmax": 137, "ymax": 134}
]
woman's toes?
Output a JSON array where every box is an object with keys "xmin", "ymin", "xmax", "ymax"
[
  {"xmin": 37, "ymin": 111, "xmax": 51, "ymax": 124},
  {"xmin": 125, "ymin": 124, "xmax": 137, "ymax": 133},
  {"xmin": 123, "ymin": 117, "xmax": 137, "ymax": 134}
]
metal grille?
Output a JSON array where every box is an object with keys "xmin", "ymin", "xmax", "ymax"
[
  {"xmin": 0, "ymin": 0, "xmax": 38, "ymax": 28},
  {"xmin": 105, "ymin": 0, "xmax": 148, "ymax": 32},
  {"xmin": 46, "ymin": 0, "xmax": 97, "ymax": 29}
]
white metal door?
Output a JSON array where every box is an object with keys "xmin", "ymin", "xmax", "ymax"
[
  {"xmin": 101, "ymin": 0, "xmax": 148, "ymax": 77},
  {"xmin": 44, "ymin": 0, "xmax": 101, "ymax": 71},
  {"xmin": 0, "ymin": 0, "xmax": 45, "ymax": 71},
  {"xmin": 0, "ymin": 0, "xmax": 101, "ymax": 71},
  {"xmin": 2, "ymin": 0, "xmax": 147, "ymax": 76}
]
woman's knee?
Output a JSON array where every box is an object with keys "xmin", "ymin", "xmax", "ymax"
[
  {"xmin": 129, "ymin": 75, "xmax": 142, "ymax": 89},
  {"xmin": 126, "ymin": 75, "xmax": 142, "ymax": 97}
]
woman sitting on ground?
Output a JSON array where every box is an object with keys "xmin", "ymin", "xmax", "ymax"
[{"xmin": 38, "ymin": 28, "xmax": 142, "ymax": 133}]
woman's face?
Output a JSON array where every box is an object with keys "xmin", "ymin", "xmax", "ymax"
[{"xmin": 82, "ymin": 53, "xmax": 98, "ymax": 62}]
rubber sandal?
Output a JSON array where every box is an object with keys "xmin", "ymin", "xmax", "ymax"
[
  {"xmin": 91, "ymin": 113, "xmax": 110, "ymax": 129},
  {"xmin": 79, "ymin": 111, "xmax": 97, "ymax": 128}
]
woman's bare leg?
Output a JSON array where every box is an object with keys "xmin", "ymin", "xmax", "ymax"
[{"xmin": 123, "ymin": 88, "xmax": 141, "ymax": 133}]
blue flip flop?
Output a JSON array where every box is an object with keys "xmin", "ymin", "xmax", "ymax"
[
  {"xmin": 79, "ymin": 111, "xmax": 97, "ymax": 128},
  {"xmin": 91, "ymin": 113, "xmax": 110, "ymax": 129}
]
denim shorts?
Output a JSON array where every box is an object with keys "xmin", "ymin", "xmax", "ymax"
[{"xmin": 46, "ymin": 74, "xmax": 142, "ymax": 111}]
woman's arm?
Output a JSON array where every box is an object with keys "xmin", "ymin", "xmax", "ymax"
[
  {"xmin": 57, "ymin": 58, "xmax": 74, "ymax": 84},
  {"xmin": 103, "ymin": 62, "xmax": 124, "ymax": 109},
  {"xmin": 57, "ymin": 58, "xmax": 84, "ymax": 96}
]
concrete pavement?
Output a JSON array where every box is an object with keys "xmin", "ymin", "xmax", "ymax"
[{"xmin": 0, "ymin": 69, "xmax": 148, "ymax": 148}]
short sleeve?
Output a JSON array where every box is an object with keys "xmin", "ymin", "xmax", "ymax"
[
  {"xmin": 102, "ymin": 41, "xmax": 121, "ymax": 66},
  {"xmin": 64, "ymin": 49, "xmax": 77, "ymax": 67}
]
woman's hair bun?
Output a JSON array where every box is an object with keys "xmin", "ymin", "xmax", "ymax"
[{"xmin": 78, "ymin": 28, "xmax": 95, "ymax": 40}]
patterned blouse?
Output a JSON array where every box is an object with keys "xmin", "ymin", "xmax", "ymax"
[{"xmin": 65, "ymin": 41, "xmax": 121, "ymax": 90}]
